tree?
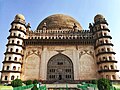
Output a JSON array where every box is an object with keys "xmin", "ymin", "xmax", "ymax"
[
  {"xmin": 31, "ymin": 85, "xmax": 38, "ymax": 90},
  {"xmin": 97, "ymin": 78, "xmax": 111, "ymax": 90},
  {"xmin": 11, "ymin": 79, "xmax": 22, "ymax": 87},
  {"xmin": 33, "ymin": 79, "xmax": 39, "ymax": 84},
  {"xmin": 91, "ymin": 80, "xmax": 97, "ymax": 84},
  {"xmin": 25, "ymin": 80, "xmax": 32, "ymax": 85}
]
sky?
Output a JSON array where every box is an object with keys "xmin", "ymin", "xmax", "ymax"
[{"xmin": 0, "ymin": 0, "xmax": 120, "ymax": 75}]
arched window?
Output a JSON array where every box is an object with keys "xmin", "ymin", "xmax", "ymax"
[
  {"xmin": 11, "ymin": 75, "xmax": 14, "ymax": 80},
  {"xmin": 5, "ymin": 76, "xmax": 8, "ymax": 80},
  {"xmin": 12, "ymin": 40, "xmax": 14, "ymax": 44},
  {"xmin": 109, "ymin": 56, "xmax": 112, "ymax": 60},
  {"xmin": 13, "ymin": 66, "xmax": 16, "ymax": 70},
  {"xmin": 104, "ymin": 65, "xmax": 108, "ymax": 70},
  {"xmin": 112, "ymin": 75, "xmax": 116, "ymax": 80},
  {"xmin": 14, "ymin": 57, "xmax": 17, "ymax": 61},
  {"xmin": 6, "ymin": 66, "xmax": 9, "ymax": 70},
  {"xmin": 18, "ymin": 34, "xmax": 21, "ymax": 37},
  {"xmin": 10, "ymin": 48, "xmax": 13, "ymax": 52},
  {"xmin": 9, "ymin": 57, "xmax": 11, "ymax": 60},
  {"xmin": 111, "ymin": 65, "xmax": 114, "ymax": 69},
  {"xmin": 16, "ymin": 49, "xmax": 18, "ymax": 52},
  {"xmin": 17, "ymin": 41, "xmax": 20, "ymax": 44}
]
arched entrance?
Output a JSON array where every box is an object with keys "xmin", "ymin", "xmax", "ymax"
[{"xmin": 47, "ymin": 54, "xmax": 74, "ymax": 82}]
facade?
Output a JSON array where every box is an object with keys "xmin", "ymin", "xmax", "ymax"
[{"xmin": 0, "ymin": 14, "xmax": 119, "ymax": 83}]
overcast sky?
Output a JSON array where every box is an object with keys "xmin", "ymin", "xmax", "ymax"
[{"xmin": 0, "ymin": 0, "xmax": 120, "ymax": 75}]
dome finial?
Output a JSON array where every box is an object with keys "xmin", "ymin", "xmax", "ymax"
[{"xmin": 15, "ymin": 14, "xmax": 25, "ymax": 21}]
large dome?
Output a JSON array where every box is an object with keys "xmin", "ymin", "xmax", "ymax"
[{"xmin": 37, "ymin": 14, "xmax": 82, "ymax": 30}]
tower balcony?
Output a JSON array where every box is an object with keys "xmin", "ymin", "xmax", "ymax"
[
  {"xmin": 2, "ymin": 60, "xmax": 22, "ymax": 64},
  {"xmin": 95, "ymin": 35, "xmax": 112, "ymax": 41},
  {"xmin": 97, "ymin": 60, "xmax": 117, "ymax": 64},
  {"xmin": 4, "ymin": 52, "xmax": 24, "ymax": 57},
  {"xmin": 96, "ymin": 51, "xmax": 116, "ymax": 56},
  {"xmin": 0, "ymin": 70, "xmax": 21, "ymax": 73},
  {"xmin": 95, "ymin": 43, "xmax": 114, "ymax": 49},
  {"xmin": 98, "ymin": 69, "xmax": 119, "ymax": 73},
  {"xmin": 9, "ymin": 28, "xmax": 26, "ymax": 35},
  {"xmin": 6, "ymin": 43, "xmax": 25, "ymax": 49}
]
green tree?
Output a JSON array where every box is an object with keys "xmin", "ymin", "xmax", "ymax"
[
  {"xmin": 31, "ymin": 85, "xmax": 38, "ymax": 90},
  {"xmin": 33, "ymin": 79, "xmax": 39, "ymax": 84},
  {"xmin": 25, "ymin": 80, "xmax": 33, "ymax": 85},
  {"xmin": 91, "ymin": 80, "xmax": 97, "ymax": 84},
  {"xmin": 97, "ymin": 78, "xmax": 111, "ymax": 90},
  {"xmin": 11, "ymin": 79, "xmax": 22, "ymax": 87}
]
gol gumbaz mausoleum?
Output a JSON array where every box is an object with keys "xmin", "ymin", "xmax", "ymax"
[{"xmin": 0, "ymin": 14, "xmax": 119, "ymax": 84}]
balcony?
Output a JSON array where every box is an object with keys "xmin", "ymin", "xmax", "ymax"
[
  {"xmin": 97, "ymin": 60, "xmax": 117, "ymax": 64},
  {"xmin": 98, "ymin": 69, "xmax": 119, "ymax": 73}
]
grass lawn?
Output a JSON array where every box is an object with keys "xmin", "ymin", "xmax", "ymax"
[{"xmin": 113, "ymin": 84, "xmax": 120, "ymax": 90}]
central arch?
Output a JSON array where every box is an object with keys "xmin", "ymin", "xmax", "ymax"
[{"xmin": 47, "ymin": 53, "xmax": 74, "ymax": 82}]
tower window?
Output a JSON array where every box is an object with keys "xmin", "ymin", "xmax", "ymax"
[
  {"xmin": 104, "ymin": 33, "xmax": 107, "ymax": 36},
  {"xmin": 17, "ymin": 41, "xmax": 20, "ymax": 44},
  {"xmin": 16, "ymin": 49, "xmax": 19, "ymax": 52},
  {"xmin": 109, "ymin": 56, "xmax": 112, "ymax": 60},
  {"xmin": 14, "ymin": 57, "xmax": 17, "ymax": 61},
  {"xmin": 11, "ymin": 75, "xmax": 14, "ymax": 80},
  {"xmin": 18, "ymin": 34, "xmax": 21, "ymax": 37},
  {"xmin": 112, "ymin": 75, "xmax": 116, "ymax": 80},
  {"xmin": 5, "ymin": 76, "xmax": 8, "ymax": 80},
  {"xmin": 104, "ymin": 65, "xmax": 108, "ymax": 70},
  {"xmin": 12, "ymin": 40, "xmax": 14, "ymax": 44},
  {"xmin": 111, "ymin": 65, "xmax": 114, "ymax": 69},
  {"xmin": 13, "ymin": 66, "xmax": 16, "ymax": 70},
  {"xmin": 9, "ymin": 57, "xmax": 11, "ymax": 60},
  {"xmin": 105, "ymin": 40, "xmax": 108, "ymax": 43},
  {"xmin": 107, "ymin": 48, "xmax": 110, "ymax": 52},
  {"xmin": 6, "ymin": 66, "xmax": 9, "ymax": 70},
  {"xmin": 14, "ymin": 33, "xmax": 16, "ymax": 36},
  {"xmin": 10, "ymin": 48, "xmax": 13, "ymax": 52}
]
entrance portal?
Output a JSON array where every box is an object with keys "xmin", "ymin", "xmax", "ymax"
[{"xmin": 47, "ymin": 54, "xmax": 74, "ymax": 82}]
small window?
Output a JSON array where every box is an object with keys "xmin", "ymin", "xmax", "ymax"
[
  {"xmin": 18, "ymin": 34, "xmax": 21, "ymax": 37},
  {"xmin": 112, "ymin": 75, "xmax": 116, "ymax": 80},
  {"xmin": 14, "ymin": 33, "xmax": 16, "ymax": 36},
  {"xmin": 105, "ymin": 40, "xmax": 108, "ymax": 43},
  {"xmin": 5, "ymin": 76, "xmax": 8, "ymax": 80},
  {"xmin": 13, "ymin": 66, "xmax": 16, "ymax": 70},
  {"xmin": 9, "ymin": 57, "xmax": 11, "ymax": 60},
  {"xmin": 14, "ymin": 57, "xmax": 17, "ymax": 61},
  {"xmin": 16, "ymin": 49, "xmax": 18, "ymax": 52},
  {"xmin": 111, "ymin": 65, "xmax": 114, "ymax": 69},
  {"xmin": 109, "ymin": 56, "xmax": 112, "ymax": 60},
  {"xmin": 10, "ymin": 48, "xmax": 13, "ymax": 52},
  {"xmin": 104, "ymin": 33, "xmax": 107, "ymax": 36},
  {"xmin": 6, "ymin": 66, "xmax": 9, "ymax": 70},
  {"xmin": 104, "ymin": 65, "xmax": 108, "ymax": 70},
  {"xmin": 107, "ymin": 48, "xmax": 110, "ymax": 52},
  {"xmin": 12, "ymin": 40, "xmax": 14, "ymax": 43},
  {"xmin": 11, "ymin": 75, "xmax": 14, "ymax": 80},
  {"xmin": 17, "ymin": 41, "xmax": 20, "ymax": 44},
  {"xmin": 57, "ymin": 62, "xmax": 63, "ymax": 65}
]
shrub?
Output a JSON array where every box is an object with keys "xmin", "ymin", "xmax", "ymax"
[
  {"xmin": 11, "ymin": 79, "xmax": 22, "ymax": 87},
  {"xmin": 25, "ymin": 80, "xmax": 33, "ymax": 85},
  {"xmin": 91, "ymin": 80, "xmax": 97, "ymax": 84},
  {"xmin": 31, "ymin": 85, "xmax": 38, "ymax": 90},
  {"xmin": 33, "ymin": 79, "xmax": 39, "ymax": 84},
  {"xmin": 97, "ymin": 78, "xmax": 111, "ymax": 90}
]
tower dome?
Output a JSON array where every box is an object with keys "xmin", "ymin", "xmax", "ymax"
[
  {"xmin": 37, "ymin": 14, "xmax": 82, "ymax": 30},
  {"xmin": 94, "ymin": 14, "xmax": 104, "ymax": 22},
  {"xmin": 15, "ymin": 14, "xmax": 25, "ymax": 21}
]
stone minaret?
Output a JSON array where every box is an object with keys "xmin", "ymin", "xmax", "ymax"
[
  {"xmin": 91, "ymin": 14, "xmax": 119, "ymax": 80},
  {"xmin": 1, "ymin": 14, "xmax": 26, "ymax": 83}
]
